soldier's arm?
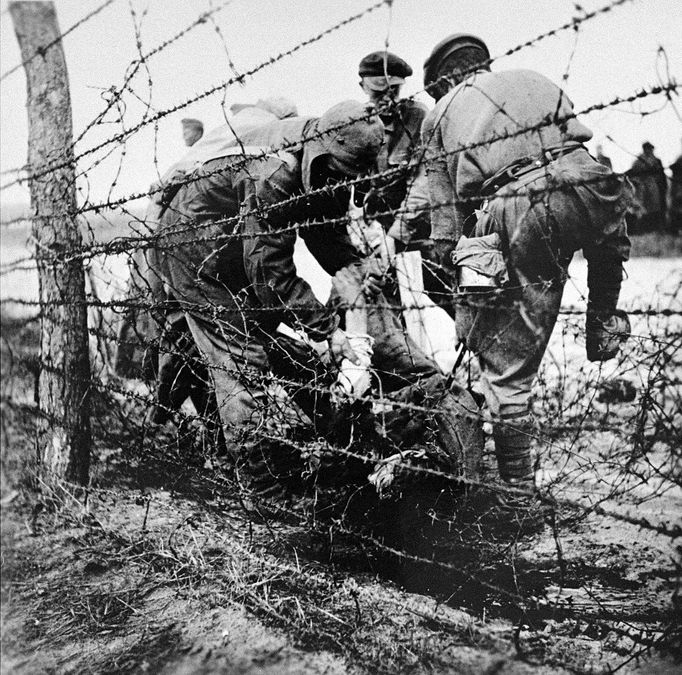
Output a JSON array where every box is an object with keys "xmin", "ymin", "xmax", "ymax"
[
  {"xmin": 582, "ymin": 173, "xmax": 633, "ymax": 361},
  {"xmin": 583, "ymin": 174, "xmax": 633, "ymax": 316},
  {"xmin": 390, "ymin": 105, "xmax": 464, "ymax": 247},
  {"xmin": 386, "ymin": 161, "xmax": 431, "ymax": 245},
  {"xmin": 301, "ymin": 218, "xmax": 361, "ymax": 276},
  {"xmin": 386, "ymin": 106, "xmax": 436, "ymax": 246},
  {"xmin": 423, "ymin": 108, "xmax": 462, "ymax": 244},
  {"xmin": 240, "ymin": 160, "xmax": 340, "ymax": 342}
]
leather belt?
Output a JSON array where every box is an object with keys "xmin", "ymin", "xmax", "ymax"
[{"xmin": 480, "ymin": 142, "xmax": 583, "ymax": 197}]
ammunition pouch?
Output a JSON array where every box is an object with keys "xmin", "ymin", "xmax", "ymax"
[{"xmin": 452, "ymin": 232, "xmax": 509, "ymax": 290}]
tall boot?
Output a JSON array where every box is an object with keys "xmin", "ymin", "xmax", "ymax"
[
  {"xmin": 491, "ymin": 414, "xmax": 547, "ymax": 534},
  {"xmin": 493, "ymin": 414, "xmax": 534, "ymax": 486}
]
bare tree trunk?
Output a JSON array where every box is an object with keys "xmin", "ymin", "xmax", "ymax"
[{"xmin": 10, "ymin": 1, "xmax": 91, "ymax": 484}]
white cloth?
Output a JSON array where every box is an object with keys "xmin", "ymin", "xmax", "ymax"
[
  {"xmin": 169, "ymin": 107, "xmax": 281, "ymax": 175},
  {"xmin": 394, "ymin": 251, "xmax": 461, "ymax": 374}
]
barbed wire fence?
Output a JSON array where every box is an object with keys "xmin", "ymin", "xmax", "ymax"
[{"xmin": 1, "ymin": 0, "xmax": 680, "ymax": 670}]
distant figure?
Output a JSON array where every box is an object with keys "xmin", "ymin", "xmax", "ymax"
[
  {"xmin": 669, "ymin": 140, "xmax": 682, "ymax": 232},
  {"xmin": 628, "ymin": 141, "xmax": 667, "ymax": 232},
  {"xmin": 595, "ymin": 143, "xmax": 612, "ymax": 170},
  {"xmin": 181, "ymin": 118, "xmax": 204, "ymax": 147}
]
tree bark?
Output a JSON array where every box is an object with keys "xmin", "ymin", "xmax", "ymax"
[{"xmin": 10, "ymin": 1, "xmax": 91, "ymax": 484}]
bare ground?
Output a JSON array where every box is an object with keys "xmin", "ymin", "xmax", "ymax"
[
  {"xmin": 1, "ymin": 471, "xmax": 678, "ymax": 674},
  {"xmin": 1, "ymin": 252, "xmax": 681, "ymax": 673},
  {"xmin": 1, "ymin": 370, "xmax": 679, "ymax": 674}
]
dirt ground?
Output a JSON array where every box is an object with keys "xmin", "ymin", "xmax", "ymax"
[
  {"xmin": 1, "ymin": 333, "xmax": 681, "ymax": 673},
  {"xmin": 1, "ymin": 459, "xmax": 679, "ymax": 674},
  {"xmin": 1, "ymin": 240, "xmax": 681, "ymax": 673}
]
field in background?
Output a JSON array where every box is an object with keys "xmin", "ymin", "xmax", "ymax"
[{"xmin": 2, "ymin": 207, "xmax": 682, "ymax": 310}]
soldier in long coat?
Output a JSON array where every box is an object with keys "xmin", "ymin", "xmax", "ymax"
[{"xmin": 628, "ymin": 141, "xmax": 667, "ymax": 232}]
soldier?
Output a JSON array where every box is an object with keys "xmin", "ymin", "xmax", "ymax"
[
  {"xmin": 227, "ymin": 100, "xmax": 449, "ymax": 395},
  {"xmin": 148, "ymin": 101, "xmax": 386, "ymax": 456},
  {"xmin": 395, "ymin": 34, "xmax": 631, "ymax": 504},
  {"xmin": 356, "ymin": 51, "xmax": 428, "ymax": 246},
  {"xmin": 355, "ymin": 50, "xmax": 458, "ymax": 362},
  {"xmin": 114, "ymin": 99, "xmax": 300, "ymax": 434},
  {"xmin": 628, "ymin": 141, "xmax": 667, "ymax": 232}
]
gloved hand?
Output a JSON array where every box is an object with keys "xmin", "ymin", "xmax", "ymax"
[{"xmin": 586, "ymin": 310, "xmax": 630, "ymax": 362}]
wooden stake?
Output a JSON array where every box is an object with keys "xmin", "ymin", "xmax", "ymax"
[{"xmin": 10, "ymin": 1, "xmax": 91, "ymax": 484}]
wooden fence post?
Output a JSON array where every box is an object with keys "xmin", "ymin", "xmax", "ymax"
[{"xmin": 10, "ymin": 1, "xmax": 91, "ymax": 484}]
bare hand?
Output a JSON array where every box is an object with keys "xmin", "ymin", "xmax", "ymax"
[
  {"xmin": 359, "ymin": 257, "xmax": 387, "ymax": 299},
  {"xmin": 332, "ymin": 267, "xmax": 364, "ymax": 307},
  {"xmin": 374, "ymin": 233, "xmax": 397, "ymax": 269},
  {"xmin": 362, "ymin": 271, "xmax": 384, "ymax": 298},
  {"xmin": 328, "ymin": 327, "xmax": 360, "ymax": 366}
]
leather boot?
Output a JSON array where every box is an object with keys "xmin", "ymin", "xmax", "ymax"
[{"xmin": 490, "ymin": 415, "xmax": 548, "ymax": 534}]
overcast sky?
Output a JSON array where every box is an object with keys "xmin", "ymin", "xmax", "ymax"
[{"xmin": 1, "ymin": 0, "xmax": 680, "ymax": 209}]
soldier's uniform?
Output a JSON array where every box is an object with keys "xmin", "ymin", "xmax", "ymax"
[
  {"xmin": 628, "ymin": 142, "xmax": 668, "ymax": 232},
  {"xmin": 148, "ymin": 103, "xmax": 384, "ymax": 452},
  {"xmin": 357, "ymin": 52, "xmax": 428, "ymax": 233},
  {"xmin": 114, "ymin": 99, "xmax": 300, "ymax": 433},
  {"xmin": 397, "ymin": 36, "xmax": 631, "ymax": 487}
]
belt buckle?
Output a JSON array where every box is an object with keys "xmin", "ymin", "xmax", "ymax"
[
  {"xmin": 508, "ymin": 157, "xmax": 533, "ymax": 180},
  {"xmin": 512, "ymin": 157, "xmax": 545, "ymax": 181}
]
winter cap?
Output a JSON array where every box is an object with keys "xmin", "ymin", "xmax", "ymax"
[
  {"xmin": 229, "ymin": 97, "xmax": 298, "ymax": 120},
  {"xmin": 256, "ymin": 97, "xmax": 298, "ymax": 119},
  {"xmin": 359, "ymin": 51, "xmax": 412, "ymax": 89}
]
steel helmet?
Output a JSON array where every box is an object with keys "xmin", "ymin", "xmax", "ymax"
[
  {"xmin": 423, "ymin": 33, "xmax": 490, "ymax": 92},
  {"xmin": 302, "ymin": 100, "xmax": 384, "ymax": 188}
]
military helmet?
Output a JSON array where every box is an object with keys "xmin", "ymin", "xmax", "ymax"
[
  {"xmin": 423, "ymin": 33, "xmax": 490, "ymax": 91},
  {"xmin": 302, "ymin": 100, "xmax": 384, "ymax": 187}
]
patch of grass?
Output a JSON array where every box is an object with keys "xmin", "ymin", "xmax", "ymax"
[
  {"xmin": 97, "ymin": 623, "xmax": 184, "ymax": 675},
  {"xmin": 22, "ymin": 585, "xmax": 146, "ymax": 646}
]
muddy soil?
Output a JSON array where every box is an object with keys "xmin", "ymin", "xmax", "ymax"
[
  {"xmin": 1, "ymin": 401, "xmax": 679, "ymax": 675},
  {"xmin": 1, "ymin": 475, "xmax": 677, "ymax": 675},
  {"xmin": 1, "ymin": 255, "xmax": 681, "ymax": 673}
]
